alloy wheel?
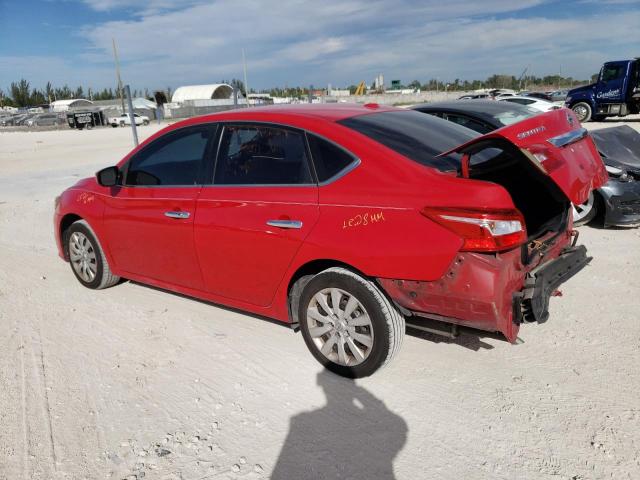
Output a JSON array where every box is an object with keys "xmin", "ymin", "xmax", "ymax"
[
  {"xmin": 69, "ymin": 232, "xmax": 97, "ymax": 283},
  {"xmin": 572, "ymin": 193, "xmax": 595, "ymax": 223},
  {"xmin": 306, "ymin": 288, "xmax": 374, "ymax": 366}
]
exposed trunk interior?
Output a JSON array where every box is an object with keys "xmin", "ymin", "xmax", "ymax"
[{"xmin": 463, "ymin": 140, "xmax": 570, "ymax": 240}]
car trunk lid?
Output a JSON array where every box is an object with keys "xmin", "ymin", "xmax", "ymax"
[{"xmin": 439, "ymin": 108, "xmax": 608, "ymax": 205}]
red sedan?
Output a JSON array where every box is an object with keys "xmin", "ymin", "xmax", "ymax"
[{"xmin": 54, "ymin": 104, "xmax": 607, "ymax": 377}]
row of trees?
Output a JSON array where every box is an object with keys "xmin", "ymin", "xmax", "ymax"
[
  {"xmin": 1, "ymin": 73, "xmax": 593, "ymax": 107},
  {"xmin": 0, "ymin": 79, "xmax": 160, "ymax": 108}
]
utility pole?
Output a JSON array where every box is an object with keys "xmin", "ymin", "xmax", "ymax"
[
  {"xmin": 124, "ymin": 85, "xmax": 138, "ymax": 147},
  {"xmin": 242, "ymin": 48, "xmax": 250, "ymax": 108},
  {"xmin": 112, "ymin": 38, "xmax": 125, "ymax": 112}
]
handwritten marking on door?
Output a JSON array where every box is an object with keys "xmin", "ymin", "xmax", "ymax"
[
  {"xmin": 76, "ymin": 192, "xmax": 95, "ymax": 204},
  {"xmin": 343, "ymin": 211, "xmax": 385, "ymax": 229}
]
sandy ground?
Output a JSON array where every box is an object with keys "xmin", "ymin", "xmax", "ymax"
[{"xmin": 1, "ymin": 117, "xmax": 639, "ymax": 480}]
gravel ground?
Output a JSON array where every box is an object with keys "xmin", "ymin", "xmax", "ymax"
[{"xmin": 1, "ymin": 117, "xmax": 639, "ymax": 480}]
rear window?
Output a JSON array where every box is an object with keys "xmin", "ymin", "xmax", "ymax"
[
  {"xmin": 492, "ymin": 107, "xmax": 538, "ymax": 127},
  {"xmin": 338, "ymin": 110, "xmax": 475, "ymax": 171}
]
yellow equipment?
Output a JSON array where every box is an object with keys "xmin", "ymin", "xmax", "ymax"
[{"xmin": 354, "ymin": 81, "xmax": 366, "ymax": 95}]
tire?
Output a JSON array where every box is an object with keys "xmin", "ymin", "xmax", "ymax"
[
  {"xmin": 572, "ymin": 192, "xmax": 598, "ymax": 226},
  {"xmin": 111, "ymin": 124, "xmax": 118, "ymax": 128},
  {"xmin": 143, "ymin": 119, "xmax": 149, "ymax": 126},
  {"xmin": 571, "ymin": 102, "xmax": 592, "ymax": 123},
  {"xmin": 119, "ymin": 121, "xmax": 125, "ymax": 127},
  {"xmin": 64, "ymin": 220, "xmax": 120, "ymax": 289},
  {"xmin": 298, "ymin": 267, "xmax": 405, "ymax": 378}
]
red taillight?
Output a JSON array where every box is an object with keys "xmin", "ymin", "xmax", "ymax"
[{"xmin": 421, "ymin": 207, "xmax": 527, "ymax": 252}]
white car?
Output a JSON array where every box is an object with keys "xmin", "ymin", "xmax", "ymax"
[
  {"xmin": 497, "ymin": 96, "xmax": 561, "ymax": 112},
  {"xmin": 109, "ymin": 113, "xmax": 150, "ymax": 127}
]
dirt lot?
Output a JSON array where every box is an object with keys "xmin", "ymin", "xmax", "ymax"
[{"xmin": 1, "ymin": 118, "xmax": 639, "ymax": 480}]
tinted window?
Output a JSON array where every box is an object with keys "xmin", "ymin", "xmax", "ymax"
[
  {"xmin": 602, "ymin": 65, "xmax": 624, "ymax": 82},
  {"xmin": 505, "ymin": 98, "xmax": 535, "ymax": 105},
  {"xmin": 307, "ymin": 134, "xmax": 356, "ymax": 182},
  {"xmin": 125, "ymin": 126, "xmax": 213, "ymax": 186},
  {"xmin": 338, "ymin": 110, "xmax": 475, "ymax": 171},
  {"xmin": 214, "ymin": 125, "xmax": 313, "ymax": 185},
  {"xmin": 443, "ymin": 114, "xmax": 493, "ymax": 134}
]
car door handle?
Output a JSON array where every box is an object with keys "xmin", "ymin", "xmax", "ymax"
[
  {"xmin": 266, "ymin": 219, "xmax": 303, "ymax": 229},
  {"xmin": 164, "ymin": 211, "xmax": 190, "ymax": 219}
]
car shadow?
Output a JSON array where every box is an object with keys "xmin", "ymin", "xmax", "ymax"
[
  {"xmin": 406, "ymin": 325, "xmax": 501, "ymax": 351},
  {"xmin": 271, "ymin": 370, "xmax": 408, "ymax": 480}
]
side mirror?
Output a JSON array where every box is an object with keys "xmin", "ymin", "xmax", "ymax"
[{"xmin": 96, "ymin": 166, "xmax": 120, "ymax": 187}]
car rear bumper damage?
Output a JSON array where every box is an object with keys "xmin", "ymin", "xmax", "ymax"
[
  {"xmin": 599, "ymin": 179, "xmax": 640, "ymax": 227},
  {"xmin": 378, "ymin": 233, "xmax": 589, "ymax": 342}
]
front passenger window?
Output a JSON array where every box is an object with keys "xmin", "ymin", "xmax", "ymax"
[{"xmin": 125, "ymin": 126, "xmax": 213, "ymax": 186}]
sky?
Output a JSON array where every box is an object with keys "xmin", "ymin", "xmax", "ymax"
[{"xmin": 0, "ymin": 0, "xmax": 639, "ymax": 93}]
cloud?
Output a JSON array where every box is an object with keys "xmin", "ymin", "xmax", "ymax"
[{"xmin": 5, "ymin": 0, "xmax": 639, "ymax": 90}]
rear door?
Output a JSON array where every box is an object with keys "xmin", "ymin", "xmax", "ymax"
[
  {"xmin": 194, "ymin": 123, "xmax": 319, "ymax": 307},
  {"xmin": 442, "ymin": 108, "xmax": 608, "ymax": 204}
]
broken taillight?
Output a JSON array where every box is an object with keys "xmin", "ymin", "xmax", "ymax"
[{"xmin": 421, "ymin": 207, "xmax": 527, "ymax": 252}]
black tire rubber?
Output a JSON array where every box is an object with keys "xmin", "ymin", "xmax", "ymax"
[
  {"xmin": 298, "ymin": 267, "xmax": 405, "ymax": 378},
  {"xmin": 119, "ymin": 121, "xmax": 125, "ymax": 127},
  {"xmin": 111, "ymin": 124, "xmax": 118, "ymax": 128},
  {"xmin": 571, "ymin": 102, "xmax": 592, "ymax": 123},
  {"xmin": 143, "ymin": 120, "xmax": 149, "ymax": 125},
  {"xmin": 64, "ymin": 220, "xmax": 120, "ymax": 289}
]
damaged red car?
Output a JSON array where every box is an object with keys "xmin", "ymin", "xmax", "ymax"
[{"xmin": 54, "ymin": 104, "xmax": 607, "ymax": 377}]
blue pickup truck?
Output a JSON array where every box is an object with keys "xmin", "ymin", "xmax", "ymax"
[{"xmin": 565, "ymin": 58, "xmax": 640, "ymax": 122}]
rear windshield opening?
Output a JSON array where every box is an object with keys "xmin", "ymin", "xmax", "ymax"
[{"xmin": 338, "ymin": 110, "xmax": 476, "ymax": 172}]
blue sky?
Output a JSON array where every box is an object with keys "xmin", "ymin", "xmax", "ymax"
[{"xmin": 0, "ymin": 0, "xmax": 639, "ymax": 93}]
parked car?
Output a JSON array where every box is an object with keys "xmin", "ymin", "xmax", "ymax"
[
  {"xmin": 54, "ymin": 104, "xmax": 606, "ymax": 377},
  {"xmin": 498, "ymin": 96, "xmax": 560, "ymax": 112},
  {"xmin": 412, "ymin": 100, "xmax": 640, "ymax": 226},
  {"xmin": 12, "ymin": 113, "xmax": 35, "ymax": 126},
  {"xmin": 25, "ymin": 113, "xmax": 59, "ymax": 127},
  {"xmin": 523, "ymin": 92, "xmax": 553, "ymax": 102},
  {"xmin": 109, "ymin": 113, "xmax": 150, "ymax": 127},
  {"xmin": 459, "ymin": 93, "xmax": 491, "ymax": 100},
  {"xmin": 548, "ymin": 89, "xmax": 569, "ymax": 102}
]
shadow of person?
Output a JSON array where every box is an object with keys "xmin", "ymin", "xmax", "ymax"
[{"xmin": 271, "ymin": 370, "xmax": 408, "ymax": 480}]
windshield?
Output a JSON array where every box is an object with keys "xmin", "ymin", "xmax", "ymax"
[
  {"xmin": 338, "ymin": 110, "xmax": 475, "ymax": 171},
  {"xmin": 493, "ymin": 107, "xmax": 539, "ymax": 127}
]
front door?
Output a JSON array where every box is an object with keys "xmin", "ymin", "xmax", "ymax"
[
  {"xmin": 194, "ymin": 123, "xmax": 320, "ymax": 307},
  {"xmin": 102, "ymin": 124, "xmax": 217, "ymax": 290},
  {"xmin": 597, "ymin": 61, "xmax": 627, "ymax": 104}
]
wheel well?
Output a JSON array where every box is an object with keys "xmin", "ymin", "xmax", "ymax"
[
  {"xmin": 59, "ymin": 214, "xmax": 83, "ymax": 256},
  {"xmin": 286, "ymin": 259, "xmax": 364, "ymax": 325}
]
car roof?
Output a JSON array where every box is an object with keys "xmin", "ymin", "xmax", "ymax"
[
  {"xmin": 183, "ymin": 103, "xmax": 399, "ymax": 125},
  {"xmin": 413, "ymin": 99, "xmax": 534, "ymax": 116}
]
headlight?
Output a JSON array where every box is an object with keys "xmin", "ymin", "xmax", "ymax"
[{"xmin": 565, "ymin": 96, "xmax": 572, "ymax": 103}]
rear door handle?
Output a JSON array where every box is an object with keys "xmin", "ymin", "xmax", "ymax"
[
  {"xmin": 266, "ymin": 219, "xmax": 303, "ymax": 229},
  {"xmin": 164, "ymin": 211, "xmax": 190, "ymax": 219}
]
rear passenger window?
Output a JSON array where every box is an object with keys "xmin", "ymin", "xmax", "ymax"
[
  {"xmin": 214, "ymin": 125, "xmax": 313, "ymax": 185},
  {"xmin": 307, "ymin": 134, "xmax": 356, "ymax": 182}
]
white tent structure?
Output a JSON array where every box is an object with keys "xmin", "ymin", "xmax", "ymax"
[
  {"xmin": 50, "ymin": 99, "xmax": 94, "ymax": 112},
  {"xmin": 171, "ymin": 84, "xmax": 235, "ymax": 103}
]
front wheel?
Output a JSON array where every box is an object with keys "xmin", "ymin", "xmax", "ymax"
[
  {"xmin": 298, "ymin": 267, "xmax": 405, "ymax": 378},
  {"xmin": 119, "ymin": 121, "xmax": 125, "ymax": 127},
  {"xmin": 571, "ymin": 102, "xmax": 592, "ymax": 123},
  {"xmin": 64, "ymin": 220, "xmax": 120, "ymax": 289},
  {"xmin": 143, "ymin": 119, "xmax": 149, "ymax": 125},
  {"xmin": 572, "ymin": 192, "xmax": 598, "ymax": 226}
]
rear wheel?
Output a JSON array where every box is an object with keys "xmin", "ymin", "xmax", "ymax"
[
  {"xmin": 572, "ymin": 192, "xmax": 598, "ymax": 226},
  {"xmin": 572, "ymin": 102, "xmax": 592, "ymax": 122},
  {"xmin": 298, "ymin": 267, "xmax": 405, "ymax": 378},
  {"xmin": 119, "ymin": 121, "xmax": 125, "ymax": 127},
  {"xmin": 64, "ymin": 220, "xmax": 120, "ymax": 289}
]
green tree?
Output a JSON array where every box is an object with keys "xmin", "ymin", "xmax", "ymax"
[{"xmin": 10, "ymin": 79, "xmax": 31, "ymax": 107}]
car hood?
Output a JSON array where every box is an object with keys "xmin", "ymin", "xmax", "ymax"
[
  {"xmin": 589, "ymin": 126, "xmax": 640, "ymax": 173},
  {"xmin": 567, "ymin": 84, "xmax": 595, "ymax": 97}
]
